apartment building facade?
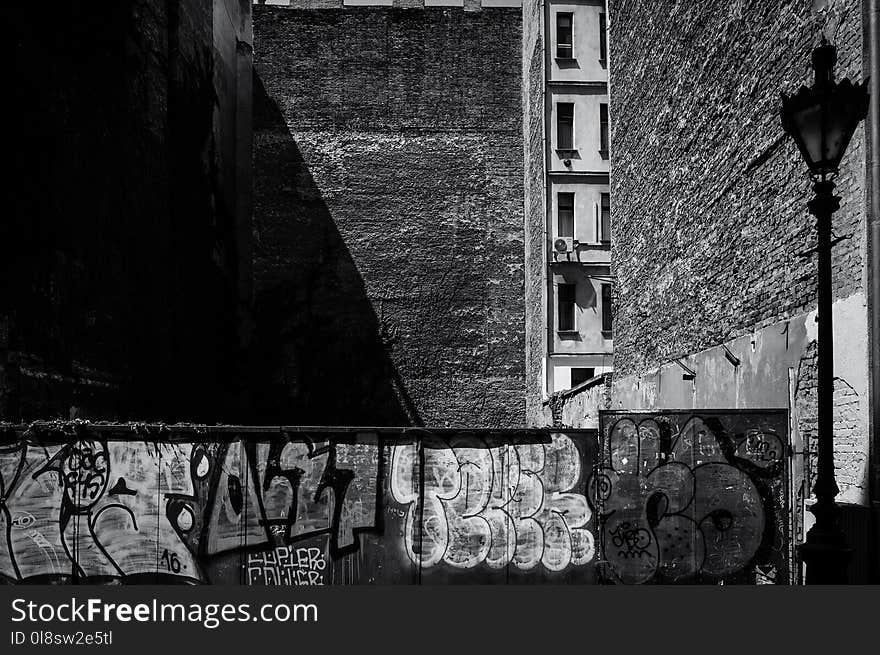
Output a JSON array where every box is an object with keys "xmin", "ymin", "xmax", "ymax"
[{"xmin": 525, "ymin": 0, "xmax": 612, "ymax": 425}]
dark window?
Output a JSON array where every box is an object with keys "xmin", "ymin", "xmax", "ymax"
[
  {"xmin": 558, "ymin": 192, "xmax": 575, "ymax": 238},
  {"xmin": 600, "ymin": 192, "xmax": 611, "ymax": 242},
  {"xmin": 571, "ymin": 368, "xmax": 595, "ymax": 387},
  {"xmin": 558, "ymin": 103, "xmax": 574, "ymax": 150},
  {"xmin": 599, "ymin": 103, "xmax": 609, "ymax": 154},
  {"xmin": 558, "ymin": 284, "xmax": 576, "ymax": 332},
  {"xmin": 557, "ymin": 13, "xmax": 573, "ymax": 58},
  {"xmin": 601, "ymin": 283, "xmax": 613, "ymax": 333},
  {"xmin": 599, "ymin": 13, "xmax": 607, "ymax": 63}
]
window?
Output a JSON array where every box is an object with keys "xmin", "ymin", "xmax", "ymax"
[
  {"xmin": 599, "ymin": 13, "xmax": 607, "ymax": 63},
  {"xmin": 599, "ymin": 103, "xmax": 609, "ymax": 154},
  {"xmin": 601, "ymin": 283, "xmax": 613, "ymax": 333},
  {"xmin": 571, "ymin": 368, "xmax": 595, "ymax": 387},
  {"xmin": 558, "ymin": 192, "xmax": 575, "ymax": 238},
  {"xmin": 600, "ymin": 192, "xmax": 611, "ymax": 242},
  {"xmin": 557, "ymin": 284, "xmax": 576, "ymax": 332},
  {"xmin": 557, "ymin": 103, "xmax": 574, "ymax": 150},
  {"xmin": 556, "ymin": 13, "xmax": 573, "ymax": 58}
]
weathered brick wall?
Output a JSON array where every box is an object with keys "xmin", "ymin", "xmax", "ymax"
[
  {"xmin": 608, "ymin": 0, "xmax": 866, "ymax": 377},
  {"xmin": 546, "ymin": 373, "xmax": 611, "ymax": 429},
  {"xmin": 523, "ymin": 0, "xmax": 546, "ymax": 425},
  {"xmin": 252, "ymin": 6, "xmax": 525, "ymax": 426},
  {"xmin": 796, "ymin": 341, "xmax": 868, "ymax": 500}
]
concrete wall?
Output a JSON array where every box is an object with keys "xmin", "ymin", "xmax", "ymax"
[
  {"xmin": 2, "ymin": 1, "xmax": 253, "ymax": 424},
  {"xmin": 609, "ymin": 297, "xmax": 868, "ymax": 503},
  {"xmin": 252, "ymin": 6, "xmax": 526, "ymax": 427},
  {"xmin": 606, "ymin": 0, "xmax": 869, "ymax": 508}
]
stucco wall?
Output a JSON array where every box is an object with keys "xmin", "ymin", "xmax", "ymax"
[{"xmin": 609, "ymin": 297, "xmax": 869, "ymax": 504}]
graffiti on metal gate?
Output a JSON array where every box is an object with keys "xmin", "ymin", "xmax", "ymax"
[
  {"xmin": 246, "ymin": 545, "xmax": 326, "ymax": 586},
  {"xmin": 0, "ymin": 433, "xmax": 379, "ymax": 584},
  {"xmin": 1, "ymin": 419, "xmax": 786, "ymax": 585},
  {"xmin": 389, "ymin": 434, "xmax": 595, "ymax": 572},
  {"xmin": 0, "ymin": 425, "xmax": 600, "ymax": 584},
  {"xmin": 589, "ymin": 411, "xmax": 788, "ymax": 584}
]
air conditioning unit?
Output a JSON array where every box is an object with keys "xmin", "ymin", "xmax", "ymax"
[{"xmin": 553, "ymin": 237, "xmax": 575, "ymax": 254}]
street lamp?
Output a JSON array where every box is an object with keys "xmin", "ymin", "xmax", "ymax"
[{"xmin": 780, "ymin": 36, "xmax": 869, "ymax": 584}]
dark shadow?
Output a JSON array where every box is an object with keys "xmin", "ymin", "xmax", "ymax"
[
  {"xmin": 250, "ymin": 73, "xmax": 419, "ymax": 427},
  {"xmin": 3, "ymin": 1, "xmax": 243, "ymax": 424},
  {"xmin": 555, "ymin": 149, "xmax": 582, "ymax": 160},
  {"xmin": 555, "ymin": 58, "xmax": 582, "ymax": 70}
]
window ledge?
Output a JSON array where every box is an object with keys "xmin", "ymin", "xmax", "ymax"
[
  {"xmin": 601, "ymin": 330, "xmax": 613, "ymax": 339},
  {"xmin": 555, "ymin": 56, "xmax": 577, "ymax": 62},
  {"xmin": 556, "ymin": 148, "xmax": 579, "ymax": 155},
  {"xmin": 557, "ymin": 329, "xmax": 579, "ymax": 335}
]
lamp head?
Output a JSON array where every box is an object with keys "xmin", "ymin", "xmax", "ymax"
[{"xmin": 780, "ymin": 37, "xmax": 870, "ymax": 178}]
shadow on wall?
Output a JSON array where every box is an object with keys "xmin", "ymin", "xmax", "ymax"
[{"xmin": 250, "ymin": 74, "xmax": 419, "ymax": 427}]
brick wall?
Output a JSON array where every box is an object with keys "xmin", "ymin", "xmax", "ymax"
[
  {"xmin": 607, "ymin": 0, "xmax": 871, "ymax": 509},
  {"xmin": 796, "ymin": 341, "xmax": 868, "ymax": 500},
  {"xmin": 252, "ymin": 6, "xmax": 525, "ymax": 426},
  {"xmin": 546, "ymin": 373, "xmax": 611, "ymax": 429},
  {"xmin": 608, "ymin": 0, "xmax": 866, "ymax": 377}
]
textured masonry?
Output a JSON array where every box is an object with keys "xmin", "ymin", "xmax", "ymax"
[
  {"xmin": 607, "ymin": 0, "xmax": 866, "ymax": 377},
  {"xmin": 252, "ymin": 6, "xmax": 526, "ymax": 426},
  {"xmin": 605, "ymin": 0, "xmax": 870, "ymax": 507}
]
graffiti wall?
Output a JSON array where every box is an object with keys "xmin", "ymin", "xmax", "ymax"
[
  {"xmin": 0, "ymin": 424, "xmax": 598, "ymax": 585},
  {"xmin": 591, "ymin": 410, "xmax": 790, "ymax": 584}
]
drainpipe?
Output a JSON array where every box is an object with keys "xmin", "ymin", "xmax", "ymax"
[{"xmin": 866, "ymin": 0, "xmax": 880, "ymax": 582}]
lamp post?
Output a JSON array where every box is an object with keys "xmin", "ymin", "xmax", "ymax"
[{"xmin": 780, "ymin": 37, "xmax": 870, "ymax": 584}]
